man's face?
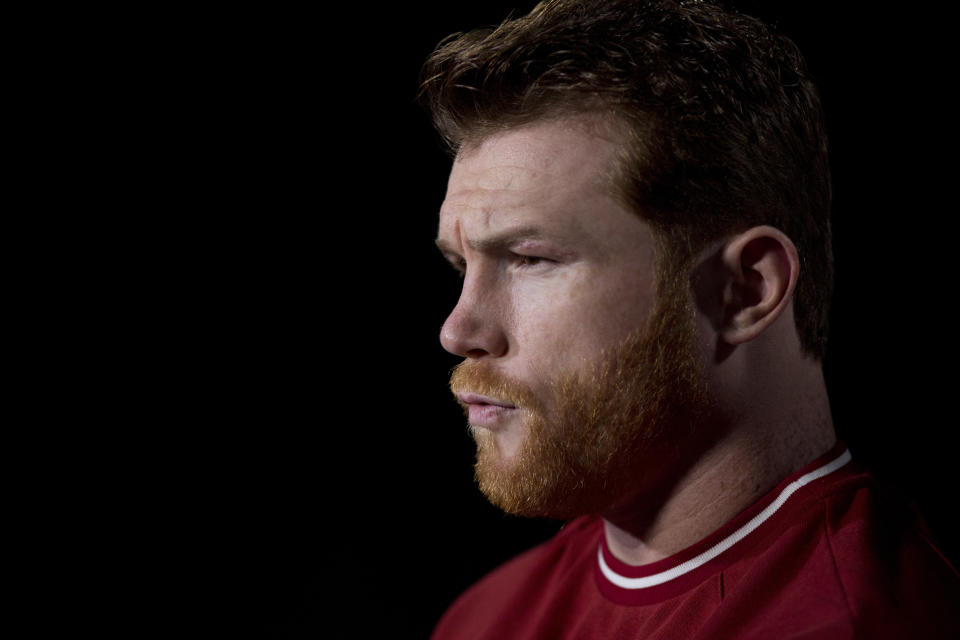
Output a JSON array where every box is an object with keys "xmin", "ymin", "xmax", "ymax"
[{"xmin": 436, "ymin": 118, "xmax": 705, "ymax": 519}]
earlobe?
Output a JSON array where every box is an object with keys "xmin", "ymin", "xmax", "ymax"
[{"xmin": 719, "ymin": 226, "xmax": 799, "ymax": 346}]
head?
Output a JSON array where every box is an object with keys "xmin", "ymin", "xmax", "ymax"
[{"xmin": 424, "ymin": 0, "xmax": 832, "ymax": 519}]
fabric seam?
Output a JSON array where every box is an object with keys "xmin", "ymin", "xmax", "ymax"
[{"xmin": 822, "ymin": 496, "xmax": 860, "ymax": 640}]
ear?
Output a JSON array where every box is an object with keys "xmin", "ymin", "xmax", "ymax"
[{"xmin": 718, "ymin": 226, "xmax": 799, "ymax": 346}]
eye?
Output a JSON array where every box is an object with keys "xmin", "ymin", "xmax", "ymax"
[{"xmin": 513, "ymin": 254, "xmax": 550, "ymax": 269}]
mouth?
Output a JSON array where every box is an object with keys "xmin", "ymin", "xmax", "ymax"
[
  {"xmin": 456, "ymin": 392, "xmax": 516, "ymax": 408},
  {"xmin": 456, "ymin": 392, "xmax": 518, "ymax": 428}
]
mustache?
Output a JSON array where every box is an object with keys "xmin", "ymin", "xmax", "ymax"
[{"xmin": 449, "ymin": 361, "xmax": 541, "ymax": 411}]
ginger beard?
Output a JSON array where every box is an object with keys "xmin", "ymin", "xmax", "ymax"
[{"xmin": 449, "ymin": 272, "xmax": 708, "ymax": 520}]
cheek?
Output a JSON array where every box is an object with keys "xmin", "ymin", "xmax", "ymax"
[
  {"xmin": 506, "ymin": 283, "xmax": 584, "ymax": 378},
  {"xmin": 508, "ymin": 270, "xmax": 653, "ymax": 373},
  {"xmin": 565, "ymin": 269, "xmax": 655, "ymax": 348}
]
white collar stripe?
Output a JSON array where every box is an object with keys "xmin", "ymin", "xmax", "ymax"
[{"xmin": 598, "ymin": 449, "xmax": 852, "ymax": 590}]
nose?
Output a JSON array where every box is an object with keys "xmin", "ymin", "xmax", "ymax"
[{"xmin": 440, "ymin": 275, "xmax": 508, "ymax": 359}]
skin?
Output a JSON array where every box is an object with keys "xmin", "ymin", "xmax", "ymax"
[
  {"xmin": 437, "ymin": 118, "xmax": 658, "ymax": 461},
  {"xmin": 437, "ymin": 116, "xmax": 837, "ymax": 565}
]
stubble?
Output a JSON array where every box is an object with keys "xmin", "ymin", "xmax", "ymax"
[{"xmin": 449, "ymin": 276, "xmax": 708, "ymax": 520}]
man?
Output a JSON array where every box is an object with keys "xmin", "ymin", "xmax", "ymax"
[{"xmin": 422, "ymin": 1, "xmax": 958, "ymax": 638}]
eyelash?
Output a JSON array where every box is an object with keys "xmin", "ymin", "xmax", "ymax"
[
  {"xmin": 447, "ymin": 254, "xmax": 549, "ymax": 278},
  {"xmin": 514, "ymin": 254, "xmax": 545, "ymax": 268}
]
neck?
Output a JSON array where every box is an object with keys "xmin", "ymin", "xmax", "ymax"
[{"xmin": 602, "ymin": 368, "xmax": 836, "ymax": 566}]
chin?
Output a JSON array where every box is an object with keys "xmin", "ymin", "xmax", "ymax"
[{"xmin": 472, "ymin": 422, "xmax": 527, "ymax": 462}]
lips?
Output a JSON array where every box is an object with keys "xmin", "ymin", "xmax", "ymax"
[{"xmin": 457, "ymin": 392, "xmax": 518, "ymax": 428}]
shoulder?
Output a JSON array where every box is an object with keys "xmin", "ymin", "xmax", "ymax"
[
  {"xmin": 729, "ymin": 461, "xmax": 960, "ymax": 639},
  {"xmin": 816, "ymin": 467, "xmax": 959, "ymax": 638},
  {"xmin": 431, "ymin": 516, "xmax": 601, "ymax": 640}
]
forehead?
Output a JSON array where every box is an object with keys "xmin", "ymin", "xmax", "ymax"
[{"xmin": 438, "ymin": 118, "xmax": 626, "ymax": 243}]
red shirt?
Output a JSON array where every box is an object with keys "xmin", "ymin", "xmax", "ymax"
[{"xmin": 432, "ymin": 444, "xmax": 959, "ymax": 639}]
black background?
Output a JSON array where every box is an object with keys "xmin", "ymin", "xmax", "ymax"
[{"xmin": 122, "ymin": 2, "xmax": 956, "ymax": 637}]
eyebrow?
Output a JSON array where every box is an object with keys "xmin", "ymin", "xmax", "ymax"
[{"xmin": 434, "ymin": 225, "xmax": 555, "ymax": 256}]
